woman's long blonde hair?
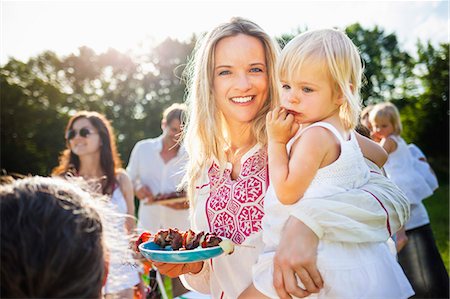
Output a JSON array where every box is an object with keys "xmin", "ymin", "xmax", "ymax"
[{"xmin": 182, "ymin": 17, "xmax": 280, "ymax": 205}]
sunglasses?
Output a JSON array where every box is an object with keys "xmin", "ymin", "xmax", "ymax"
[{"xmin": 66, "ymin": 127, "xmax": 97, "ymax": 140}]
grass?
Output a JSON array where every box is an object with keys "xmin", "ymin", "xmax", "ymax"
[{"xmin": 423, "ymin": 183, "xmax": 449, "ymax": 272}]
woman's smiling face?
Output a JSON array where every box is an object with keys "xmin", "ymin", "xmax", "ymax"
[
  {"xmin": 68, "ymin": 118, "xmax": 101, "ymax": 157},
  {"xmin": 213, "ymin": 33, "xmax": 269, "ymax": 126}
]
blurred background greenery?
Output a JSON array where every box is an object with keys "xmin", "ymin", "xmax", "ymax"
[{"xmin": 1, "ymin": 23, "xmax": 448, "ymax": 267}]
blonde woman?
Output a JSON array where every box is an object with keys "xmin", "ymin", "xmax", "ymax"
[{"xmin": 153, "ymin": 17, "xmax": 410, "ymax": 299}]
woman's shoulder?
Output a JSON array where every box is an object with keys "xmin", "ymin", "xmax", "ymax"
[{"xmin": 115, "ymin": 169, "xmax": 131, "ymax": 184}]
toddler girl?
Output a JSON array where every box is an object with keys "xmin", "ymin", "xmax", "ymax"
[{"xmin": 239, "ymin": 29, "xmax": 413, "ymax": 299}]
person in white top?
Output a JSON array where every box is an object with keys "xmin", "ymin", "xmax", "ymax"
[
  {"xmin": 52, "ymin": 111, "xmax": 142, "ymax": 298},
  {"xmin": 239, "ymin": 28, "xmax": 413, "ymax": 299},
  {"xmin": 152, "ymin": 18, "xmax": 411, "ymax": 299},
  {"xmin": 127, "ymin": 103, "xmax": 190, "ymax": 233},
  {"xmin": 370, "ymin": 102, "xmax": 449, "ymax": 298},
  {"xmin": 127, "ymin": 103, "xmax": 190, "ymax": 298}
]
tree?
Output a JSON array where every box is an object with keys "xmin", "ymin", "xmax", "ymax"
[
  {"xmin": 345, "ymin": 23, "xmax": 415, "ymax": 104},
  {"xmin": 1, "ymin": 55, "xmax": 69, "ymax": 175},
  {"xmin": 1, "ymin": 38, "xmax": 196, "ymax": 175},
  {"xmin": 401, "ymin": 42, "xmax": 449, "ymax": 174}
]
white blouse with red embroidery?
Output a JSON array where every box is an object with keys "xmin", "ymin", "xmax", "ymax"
[{"xmin": 182, "ymin": 144, "xmax": 268, "ymax": 299}]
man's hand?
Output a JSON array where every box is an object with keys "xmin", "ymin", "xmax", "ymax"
[
  {"xmin": 164, "ymin": 201, "xmax": 189, "ymax": 210},
  {"xmin": 136, "ymin": 186, "xmax": 154, "ymax": 203},
  {"xmin": 152, "ymin": 261, "xmax": 203, "ymax": 278},
  {"xmin": 273, "ymin": 216, "xmax": 323, "ymax": 298}
]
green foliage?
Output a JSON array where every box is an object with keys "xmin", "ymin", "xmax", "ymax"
[
  {"xmin": 423, "ymin": 184, "xmax": 449, "ymax": 272},
  {"xmin": 401, "ymin": 42, "xmax": 449, "ymax": 180},
  {"xmin": 1, "ymin": 56, "xmax": 69, "ymax": 175},
  {"xmin": 1, "ymin": 39, "xmax": 195, "ymax": 175},
  {"xmin": 345, "ymin": 23, "xmax": 415, "ymax": 104},
  {"xmin": 0, "ymin": 24, "xmax": 448, "ymax": 184}
]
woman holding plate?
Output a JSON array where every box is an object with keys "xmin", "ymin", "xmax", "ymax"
[{"xmin": 152, "ymin": 17, "xmax": 410, "ymax": 299}]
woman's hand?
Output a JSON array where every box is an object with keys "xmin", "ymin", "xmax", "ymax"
[
  {"xmin": 152, "ymin": 261, "xmax": 203, "ymax": 278},
  {"xmin": 273, "ymin": 216, "xmax": 323, "ymax": 298}
]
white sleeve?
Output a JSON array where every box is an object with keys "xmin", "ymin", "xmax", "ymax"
[
  {"xmin": 179, "ymin": 262, "xmax": 212, "ymax": 294},
  {"xmin": 126, "ymin": 142, "xmax": 142, "ymax": 191},
  {"xmin": 290, "ymin": 160, "xmax": 410, "ymax": 243}
]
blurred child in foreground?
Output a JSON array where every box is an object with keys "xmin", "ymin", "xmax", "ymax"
[{"xmin": 1, "ymin": 176, "xmax": 115, "ymax": 298}]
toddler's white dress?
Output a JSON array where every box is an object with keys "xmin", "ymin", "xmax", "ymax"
[
  {"xmin": 252, "ymin": 122, "xmax": 414, "ymax": 298},
  {"xmin": 384, "ymin": 136, "xmax": 434, "ymax": 205}
]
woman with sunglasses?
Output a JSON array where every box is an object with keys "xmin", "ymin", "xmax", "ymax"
[{"xmin": 52, "ymin": 111, "xmax": 142, "ymax": 299}]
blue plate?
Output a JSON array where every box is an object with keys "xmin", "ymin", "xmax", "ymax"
[{"xmin": 139, "ymin": 241, "xmax": 224, "ymax": 264}]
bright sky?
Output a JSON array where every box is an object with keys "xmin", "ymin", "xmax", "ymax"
[{"xmin": 1, "ymin": 0, "xmax": 448, "ymax": 65}]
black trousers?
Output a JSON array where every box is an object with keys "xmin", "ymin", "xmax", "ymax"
[{"xmin": 398, "ymin": 224, "xmax": 449, "ymax": 298}]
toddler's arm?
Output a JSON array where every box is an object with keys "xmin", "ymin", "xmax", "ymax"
[
  {"xmin": 267, "ymin": 109, "xmax": 338, "ymax": 204},
  {"xmin": 355, "ymin": 132, "xmax": 387, "ymax": 167},
  {"xmin": 380, "ymin": 136, "xmax": 398, "ymax": 154}
]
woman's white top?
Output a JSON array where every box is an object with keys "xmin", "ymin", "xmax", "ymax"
[
  {"xmin": 180, "ymin": 133, "xmax": 410, "ymax": 299},
  {"xmin": 253, "ymin": 122, "xmax": 413, "ymax": 298},
  {"xmin": 104, "ymin": 186, "xmax": 140, "ymax": 294}
]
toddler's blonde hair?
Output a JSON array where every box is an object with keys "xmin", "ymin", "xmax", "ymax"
[
  {"xmin": 369, "ymin": 102, "xmax": 402, "ymax": 135},
  {"xmin": 279, "ymin": 28, "xmax": 363, "ymax": 130}
]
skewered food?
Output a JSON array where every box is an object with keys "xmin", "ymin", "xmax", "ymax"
[{"xmin": 136, "ymin": 229, "xmax": 235, "ymax": 254}]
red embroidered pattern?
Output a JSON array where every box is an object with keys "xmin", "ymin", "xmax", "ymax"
[{"xmin": 206, "ymin": 149, "xmax": 268, "ymax": 244}]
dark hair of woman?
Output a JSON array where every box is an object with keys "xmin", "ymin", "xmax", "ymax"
[{"xmin": 52, "ymin": 111, "xmax": 122, "ymax": 195}]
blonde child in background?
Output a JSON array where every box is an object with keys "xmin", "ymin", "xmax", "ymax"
[
  {"xmin": 369, "ymin": 102, "xmax": 434, "ymax": 202},
  {"xmin": 369, "ymin": 102, "xmax": 449, "ymax": 298},
  {"xmin": 360, "ymin": 104, "xmax": 409, "ymax": 252},
  {"xmin": 239, "ymin": 29, "xmax": 413, "ymax": 299}
]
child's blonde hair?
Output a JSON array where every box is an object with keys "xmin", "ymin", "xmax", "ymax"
[
  {"xmin": 182, "ymin": 17, "xmax": 280, "ymax": 205},
  {"xmin": 279, "ymin": 28, "xmax": 363, "ymax": 130},
  {"xmin": 369, "ymin": 102, "xmax": 402, "ymax": 135}
]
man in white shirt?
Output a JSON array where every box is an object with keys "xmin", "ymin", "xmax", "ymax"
[
  {"xmin": 127, "ymin": 103, "xmax": 190, "ymax": 233},
  {"xmin": 128, "ymin": 103, "xmax": 190, "ymax": 297}
]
